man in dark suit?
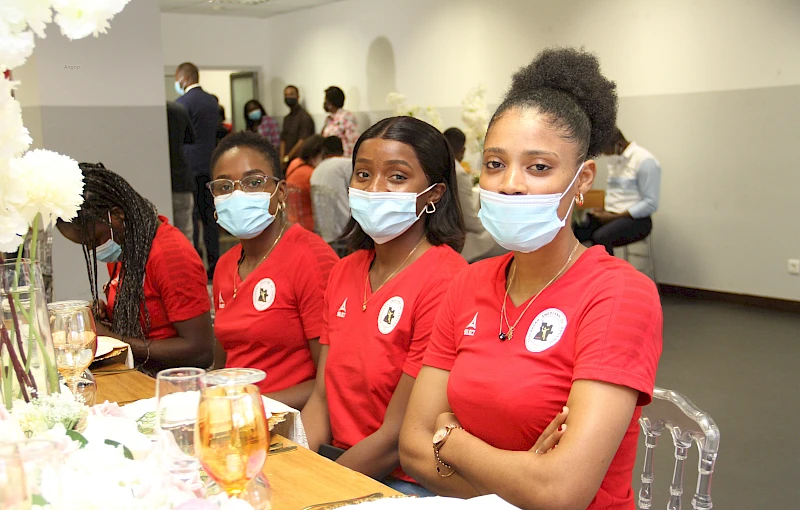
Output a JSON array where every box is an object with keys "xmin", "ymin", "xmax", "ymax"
[
  {"xmin": 166, "ymin": 101, "xmax": 195, "ymax": 242},
  {"xmin": 175, "ymin": 62, "xmax": 220, "ymax": 279}
]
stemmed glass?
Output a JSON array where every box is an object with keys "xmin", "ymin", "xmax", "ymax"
[
  {"xmin": 49, "ymin": 301, "xmax": 97, "ymax": 399},
  {"xmin": 195, "ymin": 382, "xmax": 269, "ymax": 506},
  {"xmin": 0, "ymin": 443, "xmax": 31, "ymax": 510},
  {"xmin": 155, "ymin": 367, "xmax": 205, "ymax": 484}
]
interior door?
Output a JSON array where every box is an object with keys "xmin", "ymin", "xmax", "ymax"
[{"xmin": 230, "ymin": 72, "xmax": 259, "ymax": 132}]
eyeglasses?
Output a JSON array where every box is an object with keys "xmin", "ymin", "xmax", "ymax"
[{"xmin": 206, "ymin": 174, "xmax": 281, "ymax": 197}]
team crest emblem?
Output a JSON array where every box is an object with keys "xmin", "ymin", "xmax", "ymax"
[
  {"xmin": 525, "ymin": 308, "xmax": 567, "ymax": 353},
  {"xmin": 378, "ymin": 296, "xmax": 404, "ymax": 334},
  {"xmin": 252, "ymin": 278, "xmax": 276, "ymax": 311}
]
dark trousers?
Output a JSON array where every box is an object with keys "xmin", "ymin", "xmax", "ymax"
[
  {"xmin": 573, "ymin": 215, "xmax": 652, "ymax": 256},
  {"xmin": 193, "ymin": 174, "xmax": 219, "ymax": 278}
]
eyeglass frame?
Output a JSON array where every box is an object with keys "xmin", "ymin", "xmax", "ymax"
[{"xmin": 205, "ymin": 174, "xmax": 282, "ymax": 197}]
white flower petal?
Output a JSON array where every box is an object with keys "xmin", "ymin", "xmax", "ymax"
[
  {"xmin": 0, "ymin": 25, "xmax": 34, "ymax": 71},
  {"xmin": 8, "ymin": 149, "xmax": 84, "ymax": 223},
  {"xmin": 52, "ymin": 0, "xmax": 132, "ymax": 40}
]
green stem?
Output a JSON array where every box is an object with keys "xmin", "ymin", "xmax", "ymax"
[{"xmin": 24, "ymin": 215, "xmax": 39, "ymax": 373}]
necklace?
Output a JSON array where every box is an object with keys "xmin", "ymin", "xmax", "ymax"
[
  {"xmin": 498, "ymin": 241, "xmax": 580, "ymax": 341},
  {"xmin": 233, "ymin": 222, "xmax": 288, "ymax": 299},
  {"xmin": 362, "ymin": 236, "xmax": 427, "ymax": 312}
]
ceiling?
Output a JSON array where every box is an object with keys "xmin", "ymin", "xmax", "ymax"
[{"xmin": 160, "ymin": 0, "xmax": 344, "ymax": 18}]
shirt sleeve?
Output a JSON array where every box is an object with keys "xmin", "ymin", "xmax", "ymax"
[
  {"xmin": 343, "ymin": 113, "xmax": 358, "ymax": 157},
  {"xmin": 572, "ymin": 271, "xmax": 662, "ymax": 406},
  {"xmin": 628, "ymin": 159, "xmax": 661, "ymax": 218},
  {"xmin": 296, "ymin": 241, "xmax": 338, "ymax": 341},
  {"xmin": 419, "ymin": 272, "xmax": 462, "ymax": 373},
  {"xmin": 150, "ymin": 232, "xmax": 211, "ymax": 325},
  {"xmin": 300, "ymin": 113, "xmax": 315, "ymax": 139}
]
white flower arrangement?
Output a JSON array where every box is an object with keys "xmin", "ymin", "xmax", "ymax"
[
  {"xmin": 461, "ymin": 85, "xmax": 490, "ymax": 154},
  {"xmin": 386, "ymin": 92, "xmax": 443, "ymax": 130}
]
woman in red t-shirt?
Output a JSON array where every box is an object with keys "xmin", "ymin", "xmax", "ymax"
[
  {"xmin": 210, "ymin": 131, "xmax": 338, "ymax": 409},
  {"xmin": 399, "ymin": 48, "xmax": 663, "ymax": 509},
  {"xmin": 285, "ymin": 135, "xmax": 325, "ymax": 231},
  {"xmin": 301, "ymin": 116, "xmax": 467, "ymax": 494},
  {"xmin": 56, "ymin": 163, "xmax": 214, "ymax": 373}
]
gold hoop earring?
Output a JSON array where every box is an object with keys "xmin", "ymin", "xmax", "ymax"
[
  {"xmin": 575, "ymin": 193, "xmax": 584, "ymax": 207},
  {"xmin": 213, "ymin": 211, "xmax": 218, "ymax": 221},
  {"xmin": 425, "ymin": 202, "xmax": 436, "ymax": 214}
]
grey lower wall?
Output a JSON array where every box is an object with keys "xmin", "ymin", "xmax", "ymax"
[{"xmin": 21, "ymin": 105, "xmax": 172, "ymax": 302}]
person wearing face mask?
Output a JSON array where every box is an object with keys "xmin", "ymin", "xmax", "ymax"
[
  {"xmin": 174, "ymin": 62, "xmax": 222, "ymax": 280},
  {"xmin": 399, "ymin": 48, "xmax": 662, "ymax": 510},
  {"xmin": 279, "ymin": 85, "xmax": 315, "ymax": 167},
  {"xmin": 56, "ymin": 163, "xmax": 215, "ymax": 373},
  {"xmin": 321, "ymin": 86, "xmax": 358, "ymax": 157},
  {"xmin": 244, "ymin": 99, "xmax": 280, "ymax": 149},
  {"xmin": 300, "ymin": 116, "xmax": 467, "ymax": 496},
  {"xmin": 573, "ymin": 128, "xmax": 662, "ymax": 255},
  {"xmin": 285, "ymin": 135, "xmax": 326, "ymax": 232},
  {"xmin": 210, "ymin": 132, "xmax": 338, "ymax": 409}
]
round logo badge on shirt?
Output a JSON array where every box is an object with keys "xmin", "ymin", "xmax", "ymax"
[
  {"xmin": 377, "ymin": 296, "xmax": 404, "ymax": 334},
  {"xmin": 525, "ymin": 308, "xmax": 568, "ymax": 353},
  {"xmin": 252, "ymin": 278, "xmax": 276, "ymax": 311}
]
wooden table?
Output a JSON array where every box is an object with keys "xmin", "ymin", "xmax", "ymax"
[{"xmin": 91, "ymin": 361, "xmax": 402, "ymax": 508}]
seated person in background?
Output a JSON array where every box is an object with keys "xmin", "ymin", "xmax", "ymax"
[
  {"xmin": 301, "ymin": 116, "xmax": 468, "ymax": 496},
  {"xmin": 310, "ymin": 136, "xmax": 353, "ymax": 256},
  {"xmin": 442, "ymin": 127, "xmax": 505, "ymax": 263},
  {"xmin": 210, "ymin": 132, "xmax": 338, "ymax": 409},
  {"xmin": 399, "ymin": 48, "xmax": 662, "ymax": 510},
  {"xmin": 286, "ymin": 135, "xmax": 326, "ymax": 231},
  {"xmin": 56, "ymin": 163, "xmax": 214, "ymax": 373},
  {"xmin": 244, "ymin": 99, "xmax": 280, "ymax": 149},
  {"xmin": 573, "ymin": 127, "xmax": 661, "ymax": 255}
]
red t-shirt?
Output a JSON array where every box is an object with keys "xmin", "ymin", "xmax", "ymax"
[
  {"xmin": 285, "ymin": 158, "xmax": 315, "ymax": 232},
  {"xmin": 424, "ymin": 246, "xmax": 662, "ymax": 509},
  {"xmin": 321, "ymin": 245, "xmax": 467, "ymax": 482},
  {"xmin": 106, "ymin": 216, "xmax": 210, "ymax": 340},
  {"xmin": 212, "ymin": 225, "xmax": 338, "ymax": 394}
]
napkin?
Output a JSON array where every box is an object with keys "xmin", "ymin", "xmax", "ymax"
[{"xmin": 97, "ymin": 336, "xmax": 134, "ymax": 368}]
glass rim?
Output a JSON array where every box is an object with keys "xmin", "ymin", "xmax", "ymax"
[
  {"xmin": 47, "ymin": 300, "xmax": 91, "ymax": 311},
  {"xmin": 202, "ymin": 368, "xmax": 266, "ymax": 387},
  {"xmin": 156, "ymin": 367, "xmax": 206, "ymax": 381}
]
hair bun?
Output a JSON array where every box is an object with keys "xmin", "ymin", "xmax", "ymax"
[{"xmin": 504, "ymin": 47, "xmax": 618, "ymax": 157}]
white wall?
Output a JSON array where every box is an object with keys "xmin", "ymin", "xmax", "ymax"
[
  {"xmin": 159, "ymin": 0, "xmax": 800, "ymax": 301},
  {"xmin": 198, "ymin": 70, "xmax": 234, "ymax": 122},
  {"xmin": 160, "ymin": 13, "xmax": 273, "ymax": 113}
]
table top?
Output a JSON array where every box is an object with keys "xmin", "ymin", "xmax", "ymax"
[{"xmin": 92, "ymin": 361, "xmax": 402, "ymax": 508}]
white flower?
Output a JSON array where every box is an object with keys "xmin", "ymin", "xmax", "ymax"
[
  {"xmin": 52, "ymin": 0, "xmax": 132, "ymax": 40},
  {"xmin": 0, "ymin": 23, "xmax": 35, "ymax": 71},
  {"xmin": 0, "ymin": 78, "xmax": 31, "ymax": 157},
  {"xmin": 425, "ymin": 106, "xmax": 443, "ymax": 131},
  {"xmin": 0, "ymin": 0, "xmax": 53, "ymax": 38},
  {"xmin": 8, "ymin": 149, "xmax": 84, "ymax": 225},
  {"xmin": 11, "ymin": 399, "xmax": 49, "ymax": 437},
  {"xmin": 461, "ymin": 85, "xmax": 490, "ymax": 153},
  {"xmin": 386, "ymin": 92, "xmax": 406, "ymax": 106}
]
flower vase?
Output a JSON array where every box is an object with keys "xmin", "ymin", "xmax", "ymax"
[{"xmin": 0, "ymin": 259, "xmax": 59, "ymax": 409}]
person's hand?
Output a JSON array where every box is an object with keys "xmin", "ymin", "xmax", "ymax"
[
  {"xmin": 435, "ymin": 411, "xmax": 461, "ymax": 432},
  {"xmin": 590, "ymin": 209, "xmax": 618, "ymax": 225},
  {"xmin": 530, "ymin": 406, "xmax": 569, "ymax": 455}
]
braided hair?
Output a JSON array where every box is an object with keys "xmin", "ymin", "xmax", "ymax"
[{"xmin": 73, "ymin": 163, "xmax": 160, "ymax": 340}]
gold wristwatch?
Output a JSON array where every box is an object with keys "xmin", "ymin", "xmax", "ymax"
[{"xmin": 432, "ymin": 424, "xmax": 461, "ymax": 477}]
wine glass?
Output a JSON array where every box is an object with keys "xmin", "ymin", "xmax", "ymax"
[
  {"xmin": 195, "ymin": 383, "xmax": 269, "ymax": 503},
  {"xmin": 155, "ymin": 368, "xmax": 205, "ymax": 483},
  {"xmin": 0, "ymin": 443, "xmax": 31, "ymax": 510},
  {"xmin": 18, "ymin": 439, "xmax": 61, "ymax": 506},
  {"xmin": 49, "ymin": 301, "xmax": 97, "ymax": 399}
]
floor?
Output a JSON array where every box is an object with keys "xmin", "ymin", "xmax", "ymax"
[{"xmin": 632, "ymin": 294, "xmax": 800, "ymax": 508}]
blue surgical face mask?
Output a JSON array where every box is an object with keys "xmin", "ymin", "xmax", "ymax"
[
  {"xmin": 248, "ymin": 110, "xmax": 263, "ymax": 122},
  {"xmin": 174, "ymin": 81, "xmax": 184, "ymax": 96},
  {"xmin": 348, "ymin": 184, "xmax": 436, "ymax": 244},
  {"xmin": 478, "ymin": 163, "xmax": 583, "ymax": 253},
  {"xmin": 96, "ymin": 216, "xmax": 123, "ymax": 263},
  {"xmin": 214, "ymin": 189, "xmax": 278, "ymax": 240}
]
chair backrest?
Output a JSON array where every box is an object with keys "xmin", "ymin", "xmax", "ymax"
[{"xmin": 638, "ymin": 387, "xmax": 720, "ymax": 510}]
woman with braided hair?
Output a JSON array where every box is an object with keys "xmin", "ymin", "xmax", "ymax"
[{"xmin": 56, "ymin": 163, "xmax": 214, "ymax": 372}]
